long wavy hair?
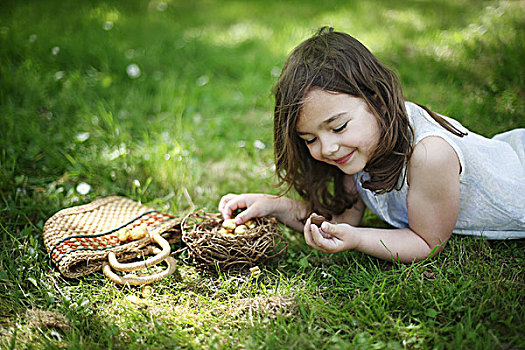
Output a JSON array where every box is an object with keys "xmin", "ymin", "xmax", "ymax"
[{"xmin": 273, "ymin": 27, "xmax": 466, "ymax": 219}]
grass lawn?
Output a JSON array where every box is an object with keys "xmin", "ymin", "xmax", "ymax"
[{"xmin": 1, "ymin": 0, "xmax": 524, "ymax": 348}]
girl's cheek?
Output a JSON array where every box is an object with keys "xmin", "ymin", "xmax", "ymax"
[{"xmin": 308, "ymin": 145, "xmax": 322, "ymax": 161}]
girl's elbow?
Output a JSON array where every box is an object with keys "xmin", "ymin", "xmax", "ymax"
[
  {"xmin": 426, "ymin": 237, "xmax": 449, "ymax": 258},
  {"xmin": 411, "ymin": 234, "xmax": 450, "ymax": 263}
]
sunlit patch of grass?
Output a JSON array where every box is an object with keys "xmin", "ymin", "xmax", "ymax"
[{"xmin": 415, "ymin": 2, "xmax": 523, "ymax": 64}]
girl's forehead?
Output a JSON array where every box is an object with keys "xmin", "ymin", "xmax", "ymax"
[
  {"xmin": 300, "ymin": 89, "xmax": 338, "ymax": 112},
  {"xmin": 302, "ymin": 88, "xmax": 335, "ymax": 101}
]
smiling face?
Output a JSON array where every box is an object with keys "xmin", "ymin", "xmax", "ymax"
[{"xmin": 296, "ymin": 88, "xmax": 381, "ymax": 175}]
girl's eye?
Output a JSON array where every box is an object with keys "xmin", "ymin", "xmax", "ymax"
[
  {"xmin": 305, "ymin": 137, "xmax": 317, "ymax": 145},
  {"xmin": 333, "ymin": 122, "xmax": 348, "ymax": 133}
]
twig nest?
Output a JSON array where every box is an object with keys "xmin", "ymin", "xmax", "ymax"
[{"xmin": 181, "ymin": 210, "xmax": 287, "ymax": 269}]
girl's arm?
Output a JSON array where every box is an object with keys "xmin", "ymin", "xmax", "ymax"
[
  {"xmin": 306, "ymin": 136, "xmax": 461, "ymax": 263},
  {"xmin": 219, "ymin": 174, "xmax": 365, "ymax": 231}
]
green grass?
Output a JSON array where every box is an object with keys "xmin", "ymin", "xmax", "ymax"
[{"xmin": 1, "ymin": 0, "xmax": 524, "ymax": 348}]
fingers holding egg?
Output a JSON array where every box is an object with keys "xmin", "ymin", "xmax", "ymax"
[{"xmin": 308, "ymin": 213, "xmax": 332, "ymax": 239}]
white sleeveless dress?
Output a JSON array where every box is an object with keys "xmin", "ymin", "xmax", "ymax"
[{"xmin": 355, "ymin": 102, "xmax": 525, "ymax": 239}]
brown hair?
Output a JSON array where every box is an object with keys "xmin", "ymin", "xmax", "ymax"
[{"xmin": 273, "ymin": 27, "xmax": 466, "ymax": 219}]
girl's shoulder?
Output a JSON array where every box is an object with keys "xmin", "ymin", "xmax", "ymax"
[{"xmin": 407, "ymin": 136, "xmax": 461, "ymax": 187}]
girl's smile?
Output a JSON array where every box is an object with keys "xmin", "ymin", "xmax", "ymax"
[
  {"xmin": 334, "ymin": 152, "xmax": 354, "ymax": 165},
  {"xmin": 296, "ymin": 88, "xmax": 381, "ymax": 175}
]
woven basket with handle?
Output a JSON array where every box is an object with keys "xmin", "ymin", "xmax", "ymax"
[{"xmin": 43, "ymin": 196, "xmax": 182, "ymax": 285}]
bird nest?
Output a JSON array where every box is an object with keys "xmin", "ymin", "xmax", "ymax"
[{"xmin": 181, "ymin": 210, "xmax": 287, "ymax": 270}]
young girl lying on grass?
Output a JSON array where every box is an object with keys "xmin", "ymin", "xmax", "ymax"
[{"xmin": 219, "ymin": 27, "xmax": 525, "ymax": 263}]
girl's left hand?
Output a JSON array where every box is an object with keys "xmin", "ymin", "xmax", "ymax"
[{"xmin": 304, "ymin": 217, "xmax": 359, "ymax": 253}]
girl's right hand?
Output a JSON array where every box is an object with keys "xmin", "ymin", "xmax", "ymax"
[
  {"xmin": 304, "ymin": 216, "xmax": 358, "ymax": 253},
  {"xmin": 218, "ymin": 193, "xmax": 278, "ymax": 225}
]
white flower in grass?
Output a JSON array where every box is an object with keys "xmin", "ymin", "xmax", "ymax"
[
  {"xmin": 253, "ymin": 140, "xmax": 266, "ymax": 150},
  {"xmin": 75, "ymin": 132, "xmax": 90, "ymax": 142},
  {"xmin": 50, "ymin": 330, "xmax": 62, "ymax": 341},
  {"xmin": 126, "ymin": 64, "xmax": 141, "ymax": 79},
  {"xmin": 103, "ymin": 21, "xmax": 114, "ymax": 31},
  {"xmin": 54, "ymin": 71, "xmax": 65, "ymax": 81},
  {"xmin": 196, "ymin": 75, "xmax": 209, "ymax": 86},
  {"xmin": 16, "ymin": 187, "xmax": 26, "ymax": 195},
  {"xmin": 51, "ymin": 46, "xmax": 60, "ymax": 55},
  {"xmin": 76, "ymin": 182, "xmax": 91, "ymax": 195},
  {"xmin": 133, "ymin": 179, "xmax": 141, "ymax": 187},
  {"xmin": 320, "ymin": 271, "xmax": 334, "ymax": 279}
]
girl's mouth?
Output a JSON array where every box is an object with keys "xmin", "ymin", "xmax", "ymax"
[{"xmin": 334, "ymin": 152, "xmax": 354, "ymax": 165}]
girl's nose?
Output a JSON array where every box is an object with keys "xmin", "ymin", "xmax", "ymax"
[{"xmin": 321, "ymin": 139, "xmax": 339, "ymax": 157}]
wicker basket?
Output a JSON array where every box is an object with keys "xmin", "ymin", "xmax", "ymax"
[{"xmin": 43, "ymin": 196, "xmax": 182, "ymax": 285}]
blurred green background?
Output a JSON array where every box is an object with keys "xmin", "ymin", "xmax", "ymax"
[
  {"xmin": 1, "ymin": 0, "xmax": 523, "ymax": 213},
  {"xmin": 0, "ymin": 0, "xmax": 523, "ymax": 349}
]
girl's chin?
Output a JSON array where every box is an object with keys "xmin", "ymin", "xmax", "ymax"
[
  {"xmin": 340, "ymin": 168, "xmax": 359, "ymax": 175},
  {"xmin": 337, "ymin": 162, "xmax": 365, "ymax": 175}
]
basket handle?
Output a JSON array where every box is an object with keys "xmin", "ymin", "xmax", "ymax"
[
  {"xmin": 102, "ymin": 231, "xmax": 176, "ymax": 286},
  {"xmin": 108, "ymin": 232, "xmax": 171, "ymax": 272},
  {"xmin": 103, "ymin": 256, "xmax": 176, "ymax": 286}
]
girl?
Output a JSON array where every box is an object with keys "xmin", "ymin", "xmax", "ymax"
[{"xmin": 219, "ymin": 27, "xmax": 525, "ymax": 263}]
